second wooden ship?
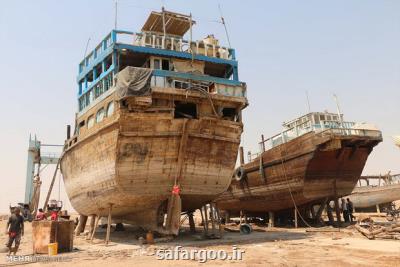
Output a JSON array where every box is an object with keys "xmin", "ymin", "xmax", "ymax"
[{"xmin": 216, "ymin": 111, "xmax": 382, "ymax": 217}]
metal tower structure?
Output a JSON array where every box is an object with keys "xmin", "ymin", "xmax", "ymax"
[{"xmin": 24, "ymin": 135, "xmax": 62, "ymax": 206}]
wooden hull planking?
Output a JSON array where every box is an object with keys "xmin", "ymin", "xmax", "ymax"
[{"xmin": 61, "ymin": 89, "xmax": 245, "ymax": 231}]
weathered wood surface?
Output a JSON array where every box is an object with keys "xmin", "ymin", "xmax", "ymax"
[
  {"xmin": 216, "ymin": 130, "xmax": 382, "ymax": 215},
  {"xmin": 346, "ymin": 183, "xmax": 400, "ymax": 208},
  {"xmin": 61, "ymin": 87, "xmax": 246, "ymax": 233},
  {"xmin": 32, "ymin": 220, "xmax": 74, "ymax": 254}
]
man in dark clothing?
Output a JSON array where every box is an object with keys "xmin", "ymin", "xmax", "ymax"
[
  {"xmin": 5, "ymin": 207, "xmax": 24, "ymax": 255},
  {"xmin": 347, "ymin": 198, "xmax": 355, "ymax": 223}
]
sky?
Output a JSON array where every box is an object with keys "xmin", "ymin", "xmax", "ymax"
[{"xmin": 0, "ymin": 0, "xmax": 399, "ymax": 213}]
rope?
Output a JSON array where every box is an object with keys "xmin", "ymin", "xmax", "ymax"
[
  {"xmin": 191, "ymin": 87, "xmax": 218, "ymax": 117},
  {"xmin": 278, "ymin": 145, "xmax": 313, "ymax": 228}
]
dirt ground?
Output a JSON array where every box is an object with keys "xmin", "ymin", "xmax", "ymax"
[{"xmin": 0, "ymin": 216, "xmax": 399, "ymax": 267}]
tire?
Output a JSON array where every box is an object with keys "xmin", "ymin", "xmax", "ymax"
[{"xmin": 234, "ymin": 167, "xmax": 246, "ymax": 181}]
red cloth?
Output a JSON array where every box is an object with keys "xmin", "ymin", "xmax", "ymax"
[
  {"xmin": 172, "ymin": 185, "xmax": 180, "ymax": 195},
  {"xmin": 9, "ymin": 232, "xmax": 17, "ymax": 238},
  {"xmin": 50, "ymin": 211, "xmax": 58, "ymax": 221}
]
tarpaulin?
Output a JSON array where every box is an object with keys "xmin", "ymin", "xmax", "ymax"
[{"xmin": 115, "ymin": 67, "xmax": 153, "ymax": 99}]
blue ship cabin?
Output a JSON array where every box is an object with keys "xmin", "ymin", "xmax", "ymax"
[{"xmin": 77, "ymin": 9, "xmax": 246, "ymax": 113}]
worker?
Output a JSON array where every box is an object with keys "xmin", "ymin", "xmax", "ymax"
[
  {"xmin": 35, "ymin": 208, "xmax": 46, "ymax": 221},
  {"xmin": 5, "ymin": 207, "xmax": 24, "ymax": 255},
  {"xmin": 347, "ymin": 198, "xmax": 355, "ymax": 222},
  {"xmin": 50, "ymin": 210, "xmax": 58, "ymax": 221},
  {"xmin": 341, "ymin": 198, "xmax": 349, "ymax": 222}
]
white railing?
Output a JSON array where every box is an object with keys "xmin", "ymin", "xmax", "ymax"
[
  {"xmin": 259, "ymin": 122, "xmax": 382, "ymax": 152},
  {"xmin": 116, "ymin": 31, "xmax": 233, "ymax": 60}
]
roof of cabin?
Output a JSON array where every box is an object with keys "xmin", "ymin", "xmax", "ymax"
[
  {"xmin": 142, "ymin": 10, "xmax": 195, "ymax": 36},
  {"xmin": 282, "ymin": 111, "xmax": 342, "ymax": 126}
]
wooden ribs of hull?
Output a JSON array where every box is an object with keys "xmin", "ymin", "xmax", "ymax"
[
  {"xmin": 215, "ymin": 131, "xmax": 382, "ymax": 214},
  {"xmin": 61, "ymin": 112, "xmax": 242, "ymax": 229}
]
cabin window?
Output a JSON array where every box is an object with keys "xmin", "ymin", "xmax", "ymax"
[
  {"xmin": 221, "ymin": 107, "xmax": 238, "ymax": 121},
  {"xmin": 77, "ymin": 120, "xmax": 85, "ymax": 134},
  {"xmin": 174, "ymin": 101, "xmax": 197, "ymax": 119},
  {"xmin": 333, "ymin": 115, "xmax": 338, "ymax": 120},
  {"xmin": 314, "ymin": 115, "xmax": 320, "ymax": 124},
  {"xmin": 326, "ymin": 115, "xmax": 332, "ymax": 121},
  {"xmin": 162, "ymin": 59, "xmax": 170, "ymax": 71},
  {"xmin": 154, "ymin": 59, "xmax": 161, "ymax": 70},
  {"xmin": 106, "ymin": 101, "xmax": 115, "ymax": 116},
  {"xmin": 319, "ymin": 115, "xmax": 325, "ymax": 121},
  {"xmin": 87, "ymin": 116, "xmax": 95, "ymax": 129},
  {"xmin": 96, "ymin": 108, "xmax": 105, "ymax": 123},
  {"xmin": 104, "ymin": 54, "xmax": 112, "ymax": 71}
]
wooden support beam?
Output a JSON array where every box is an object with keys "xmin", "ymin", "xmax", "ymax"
[
  {"xmin": 294, "ymin": 208, "xmax": 298, "ymax": 228},
  {"xmin": 199, "ymin": 207, "xmax": 206, "ymax": 233},
  {"xmin": 90, "ymin": 215, "xmax": 100, "ymax": 241},
  {"xmin": 310, "ymin": 205, "xmax": 316, "ymax": 219},
  {"xmin": 43, "ymin": 160, "xmax": 61, "ymax": 211},
  {"xmin": 105, "ymin": 204, "xmax": 113, "ymax": 245},
  {"xmin": 224, "ymin": 211, "xmax": 230, "ymax": 224},
  {"xmin": 268, "ymin": 211, "xmax": 274, "ymax": 228},
  {"xmin": 327, "ymin": 203, "xmax": 335, "ymax": 225},
  {"xmin": 188, "ymin": 212, "xmax": 196, "ymax": 233},
  {"xmin": 315, "ymin": 198, "xmax": 328, "ymax": 223},
  {"xmin": 86, "ymin": 215, "xmax": 96, "ymax": 240},
  {"xmin": 334, "ymin": 197, "xmax": 342, "ymax": 225},
  {"xmin": 333, "ymin": 179, "xmax": 342, "ymax": 225},
  {"xmin": 210, "ymin": 206, "xmax": 216, "ymax": 234},
  {"xmin": 203, "ymin": 205, "xmax": 209, "ymax": 234},
  {"xmin": 75, "ymin": 214, "xmax": 88, "ymax": 236},
  {"xmin": 239, "ymin": 147, "xmax": 244, "ymax": 165}
]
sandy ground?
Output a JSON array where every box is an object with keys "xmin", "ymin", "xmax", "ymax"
[{"xmin": 0, "ymin": 217, "xmax": 399, "ymax": 267}]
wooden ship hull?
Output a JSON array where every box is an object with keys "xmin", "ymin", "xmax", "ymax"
[
  {"xmin": 61, "ymin": 87, "xmax": 246, "ymax": 232},
  {"xmin": 346, "ymin": 183, "xmax": 400, "ymax": 208},
  {"xmin": 216, "ymin": 129, "xmax": 382, "ymax": 216}
]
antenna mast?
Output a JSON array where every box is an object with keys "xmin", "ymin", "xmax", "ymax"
[
  {"xmin": 114, "ymin": 0, "xmax": 118, "ymax": 29},
  {"xmin": 306, "ymin": 91, "xmax": 311, "ymax": 113},
  {"xmin": 218, "ymin": 4, "xmax": 231, "ymax": 49},
  {"xmin": 83, "ymin": 37, "xmax": 91, "ymax": 58},
  {"xmin": 333, "ymin": 94, "xmax": 344, "ymax": 127}
]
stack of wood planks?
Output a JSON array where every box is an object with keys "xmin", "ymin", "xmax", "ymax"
[{"xmin": 355, "ymin": 219, "xmax": 400, "ymax": 240}]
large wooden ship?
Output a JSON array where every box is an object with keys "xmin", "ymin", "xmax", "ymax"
[
  {"xmin": 60, "ymin": 10, "xmax": 247, "ymax": 234},
  {"xmin": 216, "ymin": 112, "xmax": 382, "ymax": 216}
]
